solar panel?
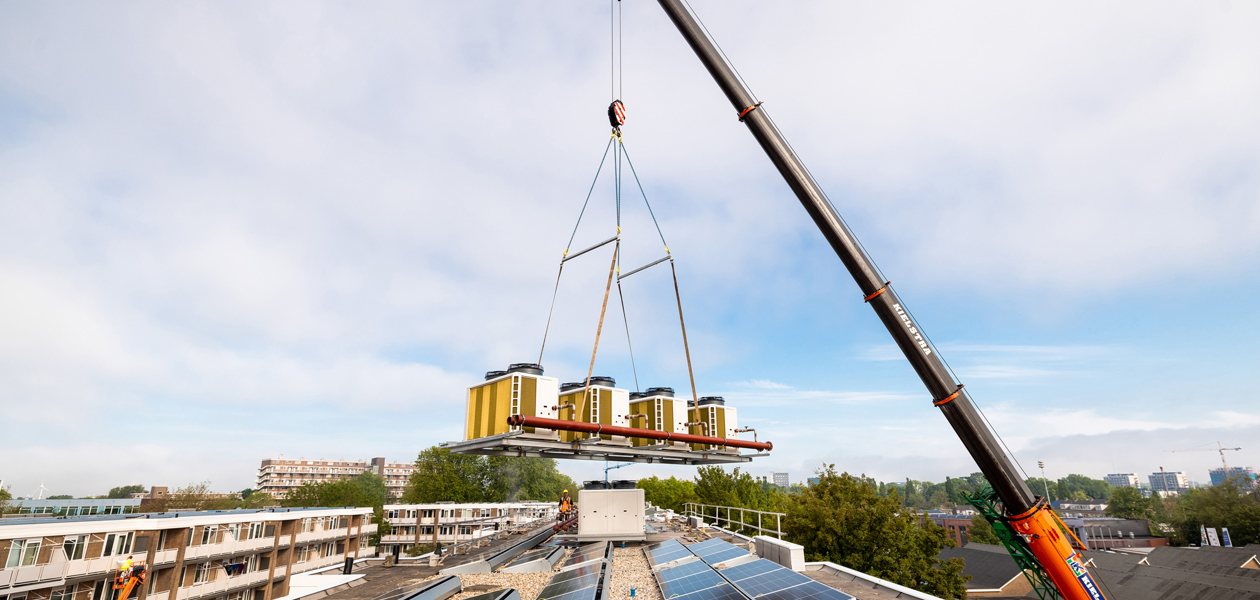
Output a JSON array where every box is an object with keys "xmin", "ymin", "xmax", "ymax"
[
  {"xmin": 696, "ymin": 547, "xmax": 750, "ymax": 566},
  {"xmin": 659, "ymin": 571, "xmax": 726, "ymax": 599},
  {"xmin": 686, "ymin": 539, "xmax": 728, "ymax": 553},
  {"xmin": 646, "ymin": 540, "xmax": 683, "ymax": 553},
  {"xmin": 658, "ymin": 560, "xmax": 713, "ymax": 582},
  {"xmin": 729, "ymin": 569, "xmax": 812, "ymax": 597},
  {"xmin": 720, "ymin": 559, "xmax": 783, "ymax": 582},
  {"xmin": 537, "ymin": 573, "xmax": 601, "ymax": 600},
  {"xmin": 541, "ymin": 587, "xmax": 599, "ymax": 600},
  {"xmin": 506, "ymin": 548, "xmax": 552, "ymax": 567},
  {"xmin": 649, "ymin": 547, "xmax": 695, "ymax": 566},
  {"xmin": 672, "ymin": 583, "xmax": 747, "ymax": 600},
  {"xmin": 550, "ymin": 564, "xmax": 602, "ymax": 583},
  {"xmin": 759, "ymin": 581, "xmax": 854, "ymax": 600}
]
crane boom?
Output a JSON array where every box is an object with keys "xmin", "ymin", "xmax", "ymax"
[{"xmin": 654, "ymin": 1, "xmax": 1105, "ymax": 599}]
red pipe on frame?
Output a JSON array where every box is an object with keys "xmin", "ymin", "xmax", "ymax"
[
  {"xmin": 506, "ymin": 415, "xmax": 773, "ymax": 452},
  {"xmin": 554, "ymin": 515, "xmax": 578, "ymax": 531}
]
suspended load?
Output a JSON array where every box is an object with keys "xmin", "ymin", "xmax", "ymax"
[
  {"xmin": 465, "ymin": 363, "xmax": 559, "ymax": 441},
  {"xmin": 556, "ymin": 377, "xmax": 631, "ymax": 444},
  {"xmin": 628, "ymin": 387, "xmax": 689, "ymax": 448},
  {"xmin": 444, "ymin": 52, "xmax": 771, "ymax": 464},
  {"xmin": 689, "ymin": 397, "xmax": 739, "ymax": 454}
]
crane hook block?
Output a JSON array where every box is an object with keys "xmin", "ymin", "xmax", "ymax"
[{"xmin": 608, "ymin": 100, "xmax": 626, "ymax": 130}]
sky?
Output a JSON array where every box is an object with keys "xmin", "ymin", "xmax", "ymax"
[{"xmin": 1, "ymin": 1, "xmax": 1258, "ymax": 498}]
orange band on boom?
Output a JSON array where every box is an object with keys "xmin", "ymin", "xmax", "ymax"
[
  {"xmin": 864, "ymin": 283, "xmax": 890, "ymax": 302},
  {"xmin": 933, "ymin": 385, "xmax": 965, "ymax": 406},
  {"xmin": 738, "ymin": 102, "xmax": 763, "ymax": 121}
]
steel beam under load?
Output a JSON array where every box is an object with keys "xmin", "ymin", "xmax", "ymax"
[
  {"xmin": 655, "ymin": 0, "xmax": 1035, "ymax": 516},
  {"xmin": 507, "ymin": 415, "xmax": 773, "ymax": 451},
  {"xmin": 441, "ymin": 432, "xmax": 761, "ymax": 465}
]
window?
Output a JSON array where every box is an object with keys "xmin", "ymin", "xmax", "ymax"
[
  {"xmin": 194, "ymin": 562, "xmax": 212, "ymax": 584},
  {"xmin": 460, "ymin": 526, "xmax": 472, "ymax": 536},
  {"xmin": 248, "ymin": 523, "xmax": 264, "ymax": 540},
  {"xmin": 200, "ymin": 526, "xmax": 218, "ymax": 546},
  {"xmin": 227, "ymin": 525, "xmax": 242, "ymax": 542},
  {"xmin": 247, "ymin": 555, "xmax": 259, "ymax": 573},
  {"xmin": 359, "ymin": 537, "xmax": 367, "ymax": 549},
  {"xmin": 102, "ymin": 533, "xmax": 133, "ymax": 557},
  {"xmin": 63, "ymin": 536, "xmax": 87, "ymax": 561},
  {"xmin": 186, "ymin": 528, "xmax": 194, "ymax": 547},
  {"xmin": 7, "ymin": 539, "xmax": 42, "ymax": 567},
  {"xmin": 50, "ymin": 586, "xmax": 73, "ymax": 600},
  {"xmin": 481, "ymin": 509, "xmax": 490, "ymax": 518},
  {"xmin": 297, "ymin": 547, "xmax": 309, "ymax": 562},
  {"xmin": 300, "ymin": 519, "xmax": 314, "ymax": 533}
]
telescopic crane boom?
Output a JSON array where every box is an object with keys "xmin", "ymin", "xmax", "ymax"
[{"xmin": 655, "ymin": 1, "xmax": 1106, "ymax": 599}]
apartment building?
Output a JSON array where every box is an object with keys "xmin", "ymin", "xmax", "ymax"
[
  {"xmin": 1149, "ymin": 471, "xmax": 1189, "ymax": 495},
  {"xmin": 377, "ymin": 502, "xmax": 556, "ymax": 557},
  {"xmin": 1104, "ymin": 473, "xmax": 1140, "ymax": 488},
  {"xmin": 254, "ymin": 457, "xmax": 416, "ymax": 500},
  {"xmin": 0, "ymin": 506, "xmax": 375, "ymax": 600}
]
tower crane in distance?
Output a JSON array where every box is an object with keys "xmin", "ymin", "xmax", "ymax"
[
  {"xmin": 1167, "ymin": 441, "xmax": 1242, "ymax": 472},
  {"xmin": 654, "ymin": 1, "xmax": 1108, "ymax": 598}
]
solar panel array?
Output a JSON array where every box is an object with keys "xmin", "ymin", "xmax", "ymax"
[
  {"xmin": 536, "ymin": 559, "xmax": 605, "ymax": 600},
  {"xmin": 687, "ymin": 539, "xmax": 752, "ymax": 567},
  {"xmin": 721, "ymin": 559, "xmax": 854, "ymax": 600},
  {"xmin": 560, "ymin": 543, "xmax": 609, "ymax": 568},
  {"xmin": 646, "ymin": 540, "xmax": 694, "ymax": 567},
  {"xmin": 651, "ymin": 541, "xmax": 854, "ymax": 600}
]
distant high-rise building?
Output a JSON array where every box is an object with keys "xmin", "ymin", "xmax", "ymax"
[
  {"xmin": 256, "ymin": 455, "xmax": 417, "ymax": 499},
  {"xmin": 1209, "ymin": 466, "xmax": 1257, "ymax": 487},
  {"xmin": 1149, "ymin": 471, "xmax": 1188, "ymax": 494},
  {"xmin": 1105, "ymin": 473, "xmax": 1141, "ymax": 488},
  {"xmin": 771, "ymin": 472, "xmax": 789, "ymax": 487}
]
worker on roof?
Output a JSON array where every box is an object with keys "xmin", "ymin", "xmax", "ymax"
[{"xmin": 559, "ymin": 490, "xmax": 572, "ymax": 514}]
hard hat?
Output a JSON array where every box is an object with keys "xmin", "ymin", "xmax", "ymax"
[{"xmin": 563, "ymin": 490, "xmax": 568, "ymax": 493}]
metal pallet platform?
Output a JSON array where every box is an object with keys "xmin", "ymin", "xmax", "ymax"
[{"xmin": 443, "ymin": 432, "xmax": 764, "ymax": 465}]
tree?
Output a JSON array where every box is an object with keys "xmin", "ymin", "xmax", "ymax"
[
  {"xmin": 784, "ymin": 465, "xmax": 969, "ymax": 600},
  {"xmin": 108, "ymin": 485, "xmax": 146, "ymax": 499},
  {"xmin": 638, "ymin": 476, "xmax": 698, "ymax": 512},
  {"xmin": 283, "ymin": 473, "xmax": 388, "ymax": 508},
  {"xmin": 1164, "ymin": 476, "xmax": 1260, "ymax": 546},
  {"xmin": 0, "ymin": 486, "xmax": 13, "ymax": 515},
  {"xmin": 486, "ymin": 457, "xmax": 575, "ymax": 502},
  {"xmin": 241, "ymin": 492, "xmax": 277, "ymax": 508},
  {"xmin": 967, "ymin": 514, "xmax": 1002, "ymax": 545},
  {"xmin": 142, "ymin": 482, "xmax": 236, "ymax": 512},
  {"xmin": 1106, "ymin": 487, "xmax": 1150, "ymax": 519},
  {"xmin": 401, "ymin": 447, "xmax": 494, "ymax": 503},
  {"xmin": 239, "ymin": 488, "xmax": 254, "ymax": 500},
  {"xmin": 693, "ymin": 466, "xmax": 785, "ymax": 513},
  {"xmin": 47, "ymin": 495, "xmax": 74, "ymax": 500}
]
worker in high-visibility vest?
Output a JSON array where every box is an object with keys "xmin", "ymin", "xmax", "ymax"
[
  {"xmin": 117, "ymin": 555, "xmax": 134, "ymax": 580},
  {"xmin": 559, "ymin": 490, "xmax": 572, "ymax": 514}
]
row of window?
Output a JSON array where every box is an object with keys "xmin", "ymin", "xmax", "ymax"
[
  {"xmin": 5, "ymin": 532, "xmax": 133, "ymax": 568},
  {"xmin": 383, "ymin": 508, "xmax": 495, "ymax": 520},
  {"xmin": 18, "ymin": 506, "xmax": 134, "ymax": 516},
  {"xmin": 387, "ymin": 526, "xmax": 472, "ymax": 536}
]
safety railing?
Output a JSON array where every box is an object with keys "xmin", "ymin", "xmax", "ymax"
[{"xmin": 682, "ymin": 503, "xmax": 786, "ymax": 539}]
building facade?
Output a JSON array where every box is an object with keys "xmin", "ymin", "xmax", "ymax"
[
  {"xmin": 254, "ymin": 457, "xmax": 416, "ymax": 499},
  {"xmin": 1104, "ymin": 473, "xmax": 1140, "ymax": 488},
  {"xmin": 377, "ymin": 502, "xmax": 556, "ymax": 557},
  {"xmin": 0, "ymin": 507, "xmax": 374, "ymax": 600},
  {"xmin": 1208, "ymin": 466, "xmax": 1257, "ymax": 488},
  {"xmin": 1148, "ymin": 471, "xmax": 1188, "ymax": 494},
  {"xmin": 1061, "ymin": 517, "xmax": 1169, "ymax": 550},
  {"xmin": 770, "ymin": 473, "xmax": 788, "ymax": 488},
  {"xmin": 7, "ymin": 501, "xmax": 141, "ymax": 517}
]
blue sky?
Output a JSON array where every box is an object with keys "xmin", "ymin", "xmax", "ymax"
[{"xmin": 1, "ymin": 1, "xmax": 1258, "ymax": 497}]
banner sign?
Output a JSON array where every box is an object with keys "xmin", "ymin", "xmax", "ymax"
[
  {"xmin": 1065, "ymin": 553, "xmax": 1107, "ymax": 600},
  {"xmin": 1207, "ymin": 527, "xmax": 1222, "ymax": 547},
  {"xmin": 1222, "ymin": 528, "xmax": 1233, "ymax": 547}
]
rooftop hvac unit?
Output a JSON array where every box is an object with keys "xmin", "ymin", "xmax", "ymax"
[
  {"xmin": 628, "ymin": 387, "xmax": 688, "ymax": 449},
  {"xmin": 465, "ymin": 363, "xmax": 559, "ymax": 441},
  {"xmin": 688, "ymin": 397, "xmax": 739, "ymax": 453},
  {"xmin": 556, "ymin": 378, "xmax": 630, "ymax": 444}
]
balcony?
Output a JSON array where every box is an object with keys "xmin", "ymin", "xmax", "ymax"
[
  {"xmin": 360, "ymin": 524, "xmax": 378, "ymax": 534},
  {"xmin": 184, "ymin": 536, "xmax": 276, "ymax": 560},
  {"xmin": 288, "ymin": 554, "xmax": 345, "ymax": 575},
  {"xmin": 148, "ymin": 592, "xmax": 170, "ymax": 600},
  {"xmin": 152, "ymin": 549, "xmax": 179, "ymax": 565},
  {"xmin": 294, "ymin": 528, "xmax": 348, "ymax": 544},
  {"xmin": 1, "ymin": 561, "xmax": 68, "ymax": 588},
  {"xmin": 173, "ymin": 569, "xmax": 271, "ymax": 600}
]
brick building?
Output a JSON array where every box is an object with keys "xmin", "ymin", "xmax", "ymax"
[
  {"xmin": 1, "ymin": 506, "xmax": 374, "ymax": 600},
  {"xmin": 254, "ymin": 457, "xmax": 416, "ymax": 500}
]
